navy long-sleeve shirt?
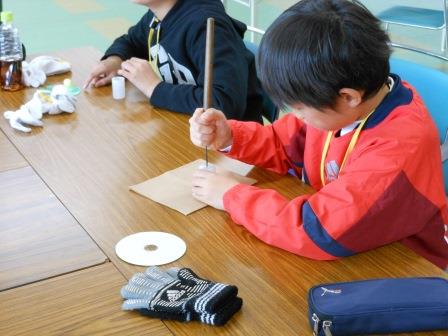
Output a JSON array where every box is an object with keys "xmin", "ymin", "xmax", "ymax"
[{"xmin": 103, "ymin": 0, "xmax": 263, "ymax": 122}]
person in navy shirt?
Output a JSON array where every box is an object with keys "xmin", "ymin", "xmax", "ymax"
[{"xmin": 84, "ymin": 0, "xmax": 263, "ymax": 123}]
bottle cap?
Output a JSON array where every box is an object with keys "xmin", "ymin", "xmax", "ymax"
[
  {"xmin": 63, "ymin": 78, "xmax": 81, "ymax": 96},
  {"xmin": 1, "ymin": 11, "xmax": 13, "ymax": 24},
  {"xmin": 63, "ymin": 79, "xmax": 72, "ymax": 87}
]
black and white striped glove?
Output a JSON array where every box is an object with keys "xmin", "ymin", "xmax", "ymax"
[{"xmin": 121, "ymin": 267, "xmax": 242, "ymax": 326}]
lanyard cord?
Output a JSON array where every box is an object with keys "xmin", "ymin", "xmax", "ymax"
[
  {"xmin": 320, "ymin": 108, "xmax": 376, "ymax": 187},
  {"xmin": 148, "ymin": 17, "xmax": 161, "ymax": 75}
]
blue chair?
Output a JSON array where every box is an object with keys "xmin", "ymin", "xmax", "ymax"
[
  {"xmin": 378, "ymin": 2, "xmax": 448, "ymax": 61},
  {"xmin": 244, "ymin": 40, "xmax": 279, "ymax": 123},
  {"xmin": 390, "ymin": 57, "xmax": 448, "ymax": 194}
]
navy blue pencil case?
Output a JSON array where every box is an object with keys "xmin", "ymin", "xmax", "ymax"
[{"xmin": 308, "ymin": 277, "xmax": 448, "ymax": 336}]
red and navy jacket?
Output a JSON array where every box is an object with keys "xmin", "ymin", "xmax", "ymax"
[{"xmin": 223, "ymin": 75, "xmax": 448, "ymax": 269}]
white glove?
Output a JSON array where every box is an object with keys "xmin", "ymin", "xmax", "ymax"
[
  {"xmin": 22, "ymin": 65, "xmax": 46, "ymax": 88},
  {"xmin": 3, "ymin": 82, "xmax": 77, "ymax": 132},
  {"xmin": 54, "ymin": 95, "xmax": 76, "ymax": 113},
  {"xmin": 22, "ymin": 56, "xmax": 71, "ymax": 88},
  {"xmin": 47, "ymin": 84, "xmax": 77, "ymax": 114},
  {"xmin": 4, "ymin": 105, "xmax": 43, "ymax": 133},
  {"xmin": 24, "ymin": 92, "xmax": 44, "ymax": 119},
  {"xmin": 26, "ymin": 84, "xmax": 77, "ymax": 116}
]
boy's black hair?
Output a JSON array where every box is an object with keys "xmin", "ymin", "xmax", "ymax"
[{"xmin": 258, "ymin": 0, "xmax": 391, "ymax": 110}]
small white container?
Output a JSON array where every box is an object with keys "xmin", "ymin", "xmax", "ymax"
[
  {"xmin": 198, "ymin": 162, "xmax": 216, "ymax": 172},
  {"xmin": 112, "ymin": 76, "xmax": 125, "ymax": 100}
]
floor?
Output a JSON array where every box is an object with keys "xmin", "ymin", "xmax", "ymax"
[{"xmin": 4, "ymin": 0, "xmax": 448, "ymax": 72}]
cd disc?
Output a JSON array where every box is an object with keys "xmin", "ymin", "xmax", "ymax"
[{"xmin": 115, "ymin": 232, "xmax": 187, "ymax": 266}]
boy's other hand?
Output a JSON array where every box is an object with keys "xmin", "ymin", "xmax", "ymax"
[
  {"xmin": 118, "ymin": 57, "xmax": 161, "ymax": 98},
  {"xmin": 84, "ymin": 56, "xmax": 122, "ymax": 89},
  {"xmin": 192, "ymin": 169, "xmax": 239, "ymax": 210},
  {"xmin": 189, "ymin": 108, "xmax": 232, "ymax": 150}
]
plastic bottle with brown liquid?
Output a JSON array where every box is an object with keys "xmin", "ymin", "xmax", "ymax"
[{"xmin": 0, "ymin": 11, "xmax": 23, "ymax": 91}]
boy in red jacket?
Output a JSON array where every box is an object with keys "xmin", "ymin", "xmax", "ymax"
[{"xmin": 189, "ymin": 0, "xmax": 448, "ymax": 269}]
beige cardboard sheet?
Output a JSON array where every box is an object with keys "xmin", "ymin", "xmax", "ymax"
[{"xmin": 130, "ymin": 158, "xmax": 256, "ymax": 215}]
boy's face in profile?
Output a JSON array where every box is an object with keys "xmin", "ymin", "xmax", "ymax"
[
  {"xmin": 258, "ymin": 1, "xmax": 392, "ymax": 132},
  {"xmin": 291, "ymin": 88, "xmax": 365, "ymax": 131}
]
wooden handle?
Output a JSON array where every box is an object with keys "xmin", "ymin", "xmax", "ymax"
[{"xmin": 203, "ymin": 18, "xmax": 215, "ymax": 110}]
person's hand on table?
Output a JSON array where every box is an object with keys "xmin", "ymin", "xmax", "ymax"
[
  {"xmin": 190, "ymin": 108, "xmax": 238, "ymax": 210},
  {"xmin": 84, "ymin": 56, "xmax": 122, "ymax": 89},
  {"xmin": 117, "ymin": 57, "xmax": 161, "ymax": 98},
  {"xmin": 192, "ymin": 168, "xmax": 240, "ymax": 210}
]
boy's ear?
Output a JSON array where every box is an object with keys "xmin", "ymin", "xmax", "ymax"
[{"xmin": 338, "ymin": 88, "xmax": 363, "ymax": 108}]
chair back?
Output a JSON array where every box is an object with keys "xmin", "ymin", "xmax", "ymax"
[{"xmin": 390, "ymin": 57, "xmax": 448, "ymax": 193}]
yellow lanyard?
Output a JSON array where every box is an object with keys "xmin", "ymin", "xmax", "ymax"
[
  {"xmin": 320, "ymin": 109, "xmax": 376, "ymax": 186},
  {"xmin": 148, "ymin": 17, "xmax": 161, "ymax": 77}
]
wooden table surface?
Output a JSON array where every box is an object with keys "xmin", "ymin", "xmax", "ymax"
[
  {"xmin": 0, "ymin": 165, "xmax": 107, "ymax": 291},
  {"xmin": 0, "ymin": 47, "xmax": 446, "ymax": 336},
  {"xmin": 0, "ymin": 131, "xmax": 27, "ymax": 172},
  {"xmin": 0, "ymin": 263, "xmax": 171, "ymax": 336}
]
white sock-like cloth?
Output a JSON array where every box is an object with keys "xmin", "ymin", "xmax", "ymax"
[
  {"xmin": 22, "ymin": 56, "xmax": 71, "ymax": 88},
  {"xmin": 3, "ymin": 84, "xmax": 77, "ymax": 132}
]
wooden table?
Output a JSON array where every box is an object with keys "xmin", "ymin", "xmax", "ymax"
[{"xmin": 0, "ymin": 47, "xmax": 446, "ymax": 336}]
